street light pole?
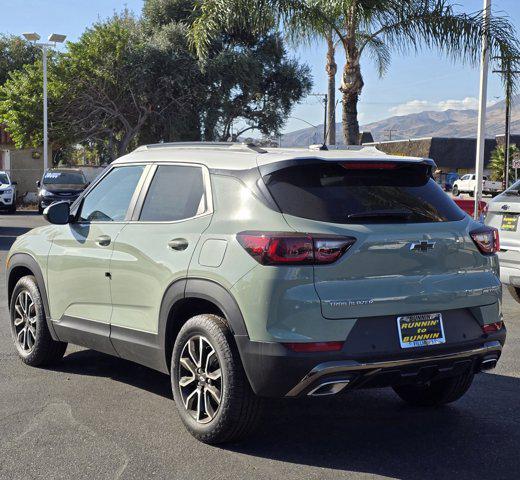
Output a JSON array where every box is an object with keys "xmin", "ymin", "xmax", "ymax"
[
  {"xmin": 42, "ymin": 45, "xmax": 48, "ymax": 171},
  {"xmin": 22, "ymin": 32, "xmax": 66, "ymax": 172},
  {"xmin": 474, "ymin": 0, "xmax": 491, "ymax": 220}
]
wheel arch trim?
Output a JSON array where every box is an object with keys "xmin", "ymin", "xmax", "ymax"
[
  {"xmin": 6, "ymin": 252, "xmax": 59, "ymax": 340},
  {"xmin": 159, "ymin": 277, "xmax": 249, "ymax": 370}
]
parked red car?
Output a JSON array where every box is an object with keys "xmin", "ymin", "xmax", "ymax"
[{"xmin": 453, "ymin": 198, "xmax": 487, "ymax": 220}]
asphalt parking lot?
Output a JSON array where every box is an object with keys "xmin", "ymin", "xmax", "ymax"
[{"xmin": 0, "ymin": 212, "xmax": 519, "ymax": 480}]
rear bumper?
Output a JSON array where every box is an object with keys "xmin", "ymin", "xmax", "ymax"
[
  {"xmin": 236, "ymin": 332, "xmax": 506, "ymax": 398},
  {"xmin": 497, "ymin": 249, "xmax": 520, "ymax": 286},
  {"xmin": 285, "ymin": 340, "xmax": 503, "ymax": 397}
]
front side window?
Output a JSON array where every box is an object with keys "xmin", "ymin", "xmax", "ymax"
[
  {"xmin": 78, "ymin": 166, "xmax": 144, "ymax": 222},
  {"xmin": 139, "ymin": 165, "xmax": 206, "ymax": 222},
  {"xmin": 0, "ymin": 173, "xmax": 9, "ymax": 184}
]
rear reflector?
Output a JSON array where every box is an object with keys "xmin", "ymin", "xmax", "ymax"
[
  {"xmin": 482, "ymin": 321, "xmax": 504, "ymax": 334},
  {"xmin": 237, "ymin": 232, "xmax": 356, "ymax": 265},
  {"xmin": 470, "ymin": 226, "xmax": 499, "ymax": 254},
  {"xmin": 283, "ymin": 341, "xmax": 344, "ymax": 353}
]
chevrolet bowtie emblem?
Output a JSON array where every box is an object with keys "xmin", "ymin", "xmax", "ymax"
[{"xmin": 410, "ymin": 241, "xmax": 435, "ymax": 252}]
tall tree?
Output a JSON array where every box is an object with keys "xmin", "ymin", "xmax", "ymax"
[
  {"xmin": 191, "ymin": 0, "xmax": 520, "ymax": 145},
  {"xmin": 0, "ymin": 35, "xmax": 38, "ymax": 86},
  {"xmin": 325, "ymin": 30, "xmax": 337, "ymax": 145},
  {"xmin": 143, "ymin": 0, "xmax": 311, "ymax": 142},
  {"xmin": 1, "ymin": 6, "xmax": 311, "ymax": 160}
]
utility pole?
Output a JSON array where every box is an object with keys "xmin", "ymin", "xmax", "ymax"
[
  {"xmin": 309, "ymin": 93, "xmax": 328, "ymax": 145},
  {"xmin": 474, "ymin": 0, "xmax": 491, "ymax": 220},
  {"xmin": 384, "ymin": 129, "xmax": 398, "ymax": 141},
  {"xmin": 493, "ymin": 56, "xmax": 520, "ymax": 189},
  {"xmin": 323, "ymin": 94, "xmax": 328, "ymax": 146}
]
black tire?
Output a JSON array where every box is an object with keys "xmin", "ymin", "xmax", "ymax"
[
  {"xmin": 10, "ymin": 275, "xmax": 67, "ymax": 366},
  {"xmin": 452, "ymin": 186, "xmax": 459, "ymax": 196},
  {"xmin": 469, "ymin": 191, "xmax": 474, "ymax": 197},
  {"xmin": 171, "ymin": 314, "xmax": 262, "ymax": 444},
  {"xmin": 392, "ymin": 369, "xmax": 474, "ymax": 407},
  {"xmin": 9, "ymin": 204, "xmax": 16, "ymax": 214}
]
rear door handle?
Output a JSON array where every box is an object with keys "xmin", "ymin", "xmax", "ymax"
[
  {"xmin": 168, "ymin": 238, "xmax": 188, "ymax": 251},
  {"xmin": 95, "ymin": 235, "xmax": 111, "ymax": 247}
]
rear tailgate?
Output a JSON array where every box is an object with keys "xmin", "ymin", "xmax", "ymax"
[
  {"xmin": 262, "ymin": 158, "xmax": 500, "ymax": 320},
  {"xmin": 281, "ymin": 216, "xmax": 499, "ymax": 319},
  {"xmin": 486, "ymin": 193, "xmax": 520, "ymax": 251}
]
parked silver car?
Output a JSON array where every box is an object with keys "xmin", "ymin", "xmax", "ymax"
[{"xmin": 485, "ymin": 180, "xmax": 520, "ymax": 302}]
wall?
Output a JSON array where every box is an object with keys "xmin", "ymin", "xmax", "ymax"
[{"xmin": 1, "ymin": 147, "xmax": 46, "ymax": 200}]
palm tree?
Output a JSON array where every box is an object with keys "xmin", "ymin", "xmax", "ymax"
[
  {"xmin": 489, "ymin": 144, "xmax": 520, "ymax": 185},
  {"xmin": 325, "ymin": 30, "xmax": 337, "ymax": 144},
  {"xmin": 191, "ymin": 0, "xmax": 520, "ymax": 145}
]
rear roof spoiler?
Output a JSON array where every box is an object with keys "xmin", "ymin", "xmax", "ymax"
[{"xmin": 258, "ymin": 157, "xmax": 435, "ymax": 177}]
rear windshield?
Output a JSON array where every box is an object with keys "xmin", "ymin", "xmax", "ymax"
[
  {"xmin": 264, "ymin": 162, "xmax": 464, "ymax": 224},
  {"xmin": 43, "ymin": 171, "xmax": 86, "ymax": 185}
]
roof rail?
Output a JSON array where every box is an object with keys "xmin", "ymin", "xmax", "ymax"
[{"xmin": 137, "ymin": 141, "xmax": 267, "ymax": 154}]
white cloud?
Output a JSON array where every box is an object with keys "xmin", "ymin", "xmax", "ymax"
[{"xmin": 388, "ymin": 96, "xmax": 496, "ymax": 116}]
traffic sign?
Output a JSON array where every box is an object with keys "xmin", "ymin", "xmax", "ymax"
[{"xmin": 512, "ymin": 152, "xmax": 520, "ymax": 169}]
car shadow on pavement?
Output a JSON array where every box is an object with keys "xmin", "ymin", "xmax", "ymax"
[
  {"xmin": 52, "ymin": 349, "xmax": 173, "ymax": 399},
  {"xmin": 54, "ymin": 349, "xmax": 519, "ymax": 479},
  {"xmin": 232, "ymin": 372, "xmax": 520, "ymax": 479}
]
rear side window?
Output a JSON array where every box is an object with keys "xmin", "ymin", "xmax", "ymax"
[
  {"xmin": 139, "ymin": 165, "xmax": 206, "ymax": 221},
  {"xmin": 264, "ymin": 162, "xmax": 464, "ymax": 224}
]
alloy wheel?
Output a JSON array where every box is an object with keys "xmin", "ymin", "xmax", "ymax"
[
  {"xmin": 13, "ymin": 290, "xmax": 37, "ymax": 353},
  {"xmin": 178, "ymin": 335, "xmax": 222, "ymax": 424}
]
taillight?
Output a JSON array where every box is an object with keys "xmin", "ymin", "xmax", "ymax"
[
  {"xmin": 482, "ymin": 321, "xmax": 504, "ymax": 334},
  {"xmin": 237, "ymin": 232, "xmax": 356, "ymax": 265},
  {"xmin": 283, "ymin": 341, "xmax": 344, "ymax": 352},
  {"xmin": 470, "ymin": 226, "xmax": 499, "ymax": 255}
]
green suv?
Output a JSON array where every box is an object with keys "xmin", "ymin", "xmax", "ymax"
[{"xmin": 6, "ymin": 142, "xmax": 505, "ymax": 443}]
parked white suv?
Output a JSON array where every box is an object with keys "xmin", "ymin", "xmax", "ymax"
[
  {"xmin": 485, "ymin": 180, "xmax": 520, "ymax": 302},
  {"xmin": 0, "ymin": 171, "xmax": 17, "ymax": 214},
  {"xmin": 452, "ymin": 174, "xmax": 502, "ymax": 197}
]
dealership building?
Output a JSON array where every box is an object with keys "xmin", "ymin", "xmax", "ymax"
[{"xmin": 364, "ymin": 134, "xmax": 520, "ymax": 177}]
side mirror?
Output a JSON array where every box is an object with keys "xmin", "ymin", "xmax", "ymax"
[
  {"xmin": 43, "ymin": 201, "xmax": 71, "ymax": 225},
  {"xmin": 36, "ymin": 180, "xmax": 41, "ymax": 188},
  {"xmin": 12, "ymin": 181, "xmax": 17, "ymax": 185}
]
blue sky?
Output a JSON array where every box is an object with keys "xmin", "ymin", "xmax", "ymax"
[{"xmin": 1, "ymin": 0, "xmax": 519, "ymax": 134}]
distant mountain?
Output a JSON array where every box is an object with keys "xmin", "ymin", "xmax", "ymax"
[{"xmin": 281, "ymin": 95, "xmax": 520, "ymax": 147}]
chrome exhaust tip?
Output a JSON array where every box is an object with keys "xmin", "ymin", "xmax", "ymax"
[
  {"xmin": 307, "ymin": 379, "xmax": 350, "ymax": 397},
  {"xmin": 480, "ymin": 358, "xmax": 498, "ymax": 371}
]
